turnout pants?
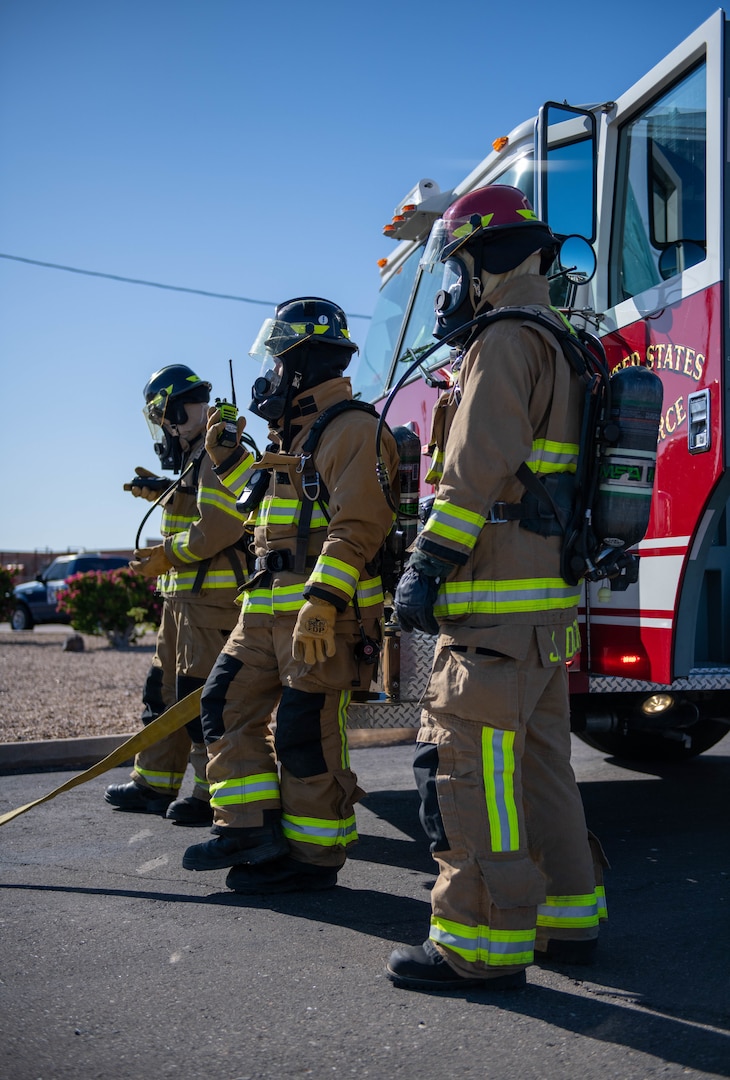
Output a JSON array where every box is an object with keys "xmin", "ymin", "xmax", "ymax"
[
  {"xmin": 200, "ymin": 615, "xmax": 365, "ymax": 869},
  {"xmin": 132, "ymin": 598, "xmax": 238, "ymax": 801},
  {"xmin": 415, "ymin": 628, "xmax": 607, "ymax": 981}
]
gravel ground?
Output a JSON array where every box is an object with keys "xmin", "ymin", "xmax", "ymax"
[{"xmin": 0, "ymin": 629, "xmax": 155, "ymax": 742}]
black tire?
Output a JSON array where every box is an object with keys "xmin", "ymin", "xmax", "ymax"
[
  {"xmin": 10, "ymin": 604, "xmax": 34, "ymax": 631},
  {"xmin": 577, "ymin": 718, "xmax": 729, "ymax": 761}
]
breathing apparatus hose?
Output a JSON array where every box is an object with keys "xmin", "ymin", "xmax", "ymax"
[{"xmin": 374, "ymin": 311, "xmax": 508, "ymax": 515}]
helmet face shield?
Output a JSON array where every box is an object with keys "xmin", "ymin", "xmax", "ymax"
[
  {"xmin": 421, "ymin": 211, "xmax": 499, "ymax": 271},
  {"xmin": 421, "ymin": 219, "xmax": 451, "ymax": 273},
  {"xmin": 249, "ymin": 317, "xmax": 311, "ymax": 363}
]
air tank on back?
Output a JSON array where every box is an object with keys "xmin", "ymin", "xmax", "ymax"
[
  {"xmin": 392, "ymin": 424, "xmax": 422, "ymax": 552},
  {"xmin": 593, "ymin": 365, "xmax": 664, "ymax": 551}
]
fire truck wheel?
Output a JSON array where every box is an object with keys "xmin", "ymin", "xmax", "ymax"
[{"xmin": 576, "ymin": 718, "xmax": 729, "ymax": 762}]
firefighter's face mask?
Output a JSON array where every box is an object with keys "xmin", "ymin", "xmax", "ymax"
[
  {"xmin": 432, "ymin": 257, "xmax": 475, "ymax": 342},
  {"xmin": 248, "ymin": 317, "xmax": 311, "ymax": 422},
  {"xmin": 143, "ymin": 396, "xmax": 207, "ymax": 470}
]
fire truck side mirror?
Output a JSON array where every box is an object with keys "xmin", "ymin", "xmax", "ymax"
[{"xmin": 558, "ymin": 235, "xmax": 597, "ymax": 285}]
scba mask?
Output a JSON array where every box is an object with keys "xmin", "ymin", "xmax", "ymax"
[
  {"xmin": 433, "ymin": 257, "xmax": 475, "ymax": 342},
  {"xmin": 143, "ymin": 395, "xmax": 209, "ymax": 471},
  {"xmin": 248, "ymin": 317, "xmax": 308, "ymax": 421}
]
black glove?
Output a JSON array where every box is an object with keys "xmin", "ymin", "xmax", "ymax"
[{"xmin": 394, "ymin": 566, "xmax": 441, "ymax": 635}]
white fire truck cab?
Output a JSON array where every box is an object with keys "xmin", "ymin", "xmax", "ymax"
[{"xmin": 348, "ymin": 9, "xmax": 730, "ymax": 761}]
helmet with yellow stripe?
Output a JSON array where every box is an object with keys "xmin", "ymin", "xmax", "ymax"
[
  {"xmin": 249, "ymin": 297, "xmax": 359, "ymax": 423},
  {"xmin": 422, "ymin": 184, "xmax": 558, "ymax": 274}
]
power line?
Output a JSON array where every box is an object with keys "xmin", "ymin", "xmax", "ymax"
[{"xmin": 0, "ymin": 252, "xmax": 372, "ymax": 320}]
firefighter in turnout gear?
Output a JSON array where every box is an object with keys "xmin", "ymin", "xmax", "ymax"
[
  {"xmin": 105, "ymin": 365, "xmax": 248, "ymax": 826},
  {"xmin": 386, "ymin": 186, "xmax": 608, "ymax": 991},
  {"xmin": 181, "ymin": 297, "xmax": 399, "ymax": 894}
]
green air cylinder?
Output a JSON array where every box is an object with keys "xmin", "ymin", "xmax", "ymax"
[
  {"xmin": 593, "ymin": 365, "xmax": 664, "ymax": 551},
  {"xmin": 392, "ymin": 424, "xmax": 422, "ymax": 551}
]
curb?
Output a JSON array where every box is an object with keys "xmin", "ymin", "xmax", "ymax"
[{"xmin": 0, "ymin": 727, "xmax": 416, "ymax": 774}]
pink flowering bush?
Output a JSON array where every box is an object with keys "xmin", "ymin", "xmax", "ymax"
[
  {"xmin": 57, "ymin": 566, "xmax": 162, "ymax": 646},
  {"xmin": 0, "ymin": 565, "xmax": 17, "ymax": 622}
]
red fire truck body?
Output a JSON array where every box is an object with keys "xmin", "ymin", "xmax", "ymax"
[{"xmin": 347, "ymin": 11, "xmax": 730, "ymax": 759}]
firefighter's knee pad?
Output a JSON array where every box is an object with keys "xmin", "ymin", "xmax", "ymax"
[
  {"xmin": 413, "ymin": 741, "xmax": 448, "ymax": 852},
  {"xmin": 178, "ymin": 674, "xmax": 206, "ymax": 743},
  {"xmin": 275, "ymin": 688, "xmax": 327, "ymax": 778},
  {"xmin": 200, "ymin": 654, "xmax": 243, "ymax": 744},
  {"xmin": 141, "ymin": 664, "xmax": 166, "ymax": 726}
]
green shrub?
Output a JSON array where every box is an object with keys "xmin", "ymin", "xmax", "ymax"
[
  {"xmin": 57, "ymin": 566, "xmax": 162, "ymax": 646},
  {"xmin": 0, "ymin": 565, "xmax": 18, "ymax": 622}
]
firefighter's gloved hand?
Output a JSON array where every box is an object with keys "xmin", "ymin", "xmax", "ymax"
[
  {"xmin": 292, "ymin": 597, "xmax": 337, "ymax": 665},
  {"xmin": 130, "ymin": 483, "xmax": 161, "ymax": 503},
  {"xmin": 205, "ymin": 406, "xmax": 248, "ymax": 467},
  {"xmin": 126, "ymin": 467, "xmax": 164, "ymax": 503},
  {"xmin": 394, "ymin": 550, "xmax": 453, "ymax": 635},
  {"xmin": 130, "ymin": 545, "xmax": 173, "ymax": 579}
]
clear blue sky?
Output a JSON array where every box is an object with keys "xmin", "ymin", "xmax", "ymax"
[{"xmin": 0, "ymin": 0, "xmax": 723, "ymax": 553}]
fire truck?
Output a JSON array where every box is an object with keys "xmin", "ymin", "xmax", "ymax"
[{"xmin": 347, "ymin": 9, "xmax": 730, "ymax": 761}]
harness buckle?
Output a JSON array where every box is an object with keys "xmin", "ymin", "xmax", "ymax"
[{"xmin": 486, "ymin": 501, "xmax": 510, "ymax": 524}]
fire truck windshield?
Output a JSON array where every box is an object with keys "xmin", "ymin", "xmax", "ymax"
[
  {"xmin": 350, "ymin": 244, "xmax": 454, "ymax": 404},
  {"xmin": 350, "ymin": 152, "xmax": 539, "ymax": 406}
]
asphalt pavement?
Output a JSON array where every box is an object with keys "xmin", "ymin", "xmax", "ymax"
[{"xmin": 1, "ymin": 733, "xmax": 728, "ymax": 1080}]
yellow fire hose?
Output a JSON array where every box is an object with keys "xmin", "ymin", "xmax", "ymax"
[{"xmin": 0, "ymin": 687, "xmax": 202, "ymax": 827}]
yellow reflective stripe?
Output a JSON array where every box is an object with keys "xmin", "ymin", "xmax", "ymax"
[
  {"xmin": 134, "ymin": 766, "xmax": 185, "ymax": 791},
  {"xmin": 219, "ymin": 452, "xmax": 255, "ymax": 497},
  {"xmin": 453, "ymin": 212, "xmax": 494, "ymax": 239},
  {"xmin": 537, "ymin": 892, "xmax": 603, "ymax": 928},
  {"xmin": 192, "ymin": 773, "xmax": 210, "ymax": 792},
  {"xmin": 198, "ymin": 484, "xmax": 245, "ymax": 519},
  {"xmin": 159, "ymin": 568, "xmax": 243, "ymax": 592},
  {"xmin": 169, "ymin": 534, "xmax": 198, "ymax": 562},
  {"xmin": 209, "ymin": 772, "xmax": 280, "ymax": 807},
  {"xmin": 261, "ymin": 498, "xmax": 298, "ymax": 525},
  {"xmin": 482, "ymin": 728, "xmax": 519, "ymax": 852},
  {"xmin": 261, "ymin": 498, "xmax": 329, "ymax": 529},
  {"xmin": 430, "ymin": 916, "xmax": 534, "ymax": 967},
  {"xmin": 424, "ymin": 448, "xmax": 444, "ymax": 486},
  {"xmin": 281, "ymin": 812, "xmax": 358, "ymax": 846},
  {"xmin": 596, "ymin": 885, "xmax": 608, "ymax": 921},
  {"xmin": 309, "ymin": 556, "xmax": 359, "ymax": 597},
  {"xmin": 161, "ymin": 511, "xmax": 197, "ymax": 532},
  {"xmin": 422, "ymin": 498, "xmax": 485, "ymax": 548},
  {"xmin": 355, "ymin": 575, "xmax": 384, "ymax": 607},
  {"xmin": 435, "ymin": 577, "xmax": 580, "ymax": 616},
  {"xmin": 240, "ymin": 588, "xmax": 275, "ymax": 616},
  {"xmin": 550, "ymin": 306, "xmax": 577, "ymax": 335},
  {"xmin": 286, "ymin": 321, "xmax": 350, "ymax": 340},
  {"xmin": 338, "ymin": 691, "xmax": 350, "ymax": 769},
  {"xmin": 525, "ymin": 438, "xmax": 579, "ymax": 475},
  {"xmin": 241, "ymin": 579, "xmax": 383, "ymax": 616}
]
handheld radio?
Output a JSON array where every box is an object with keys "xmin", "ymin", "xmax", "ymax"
[{"xmin": 215, "ymin": 358, "xmax": 239, "ymax": 448}]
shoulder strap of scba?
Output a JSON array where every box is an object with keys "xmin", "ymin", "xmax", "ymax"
[
  {"xmin": 301, "ymin": 398, "xmax": 381, "ymax": 456},
  {"xmin": 296, "ymin": 399, "xmax": 389, "ymax": 577}
]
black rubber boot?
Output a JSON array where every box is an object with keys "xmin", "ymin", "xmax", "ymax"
[
  {"xmin": 182, "ymin": 823, "xmax": 288, "ymax": 871},
  {"xmin": 104, "ymin": 781, "xmax": 173, "ymax": 816},
  {"xmin": 386, "ymin": 939, "xmax": 527, "ymax": 992},
  {"xmin": 533, "ymin": 938, "xmax": 598, "ymax": 966},
  {"xmin": 165, "ymin": 796, "xmax": 213, "ymax": 827},
  {"xmin": 225, "ymin": 856, "xmax": 339, "ymax": 895}
]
